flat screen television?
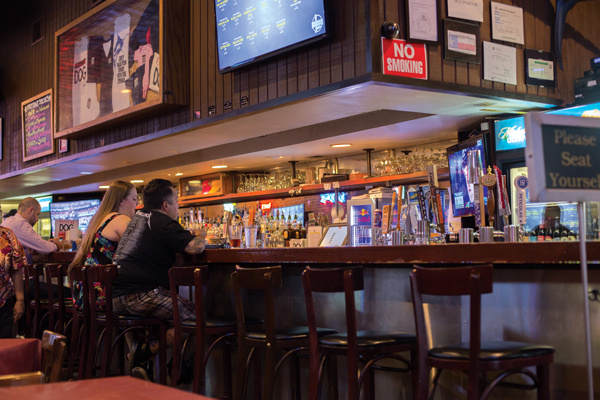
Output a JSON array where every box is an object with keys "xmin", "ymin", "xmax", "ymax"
[
  {"xmin": 50, "ymin": 199, "xmax": 101, "ymax": 237},
  {"xmin": 447, "ymin": 135, "xmax": 489, "ymax": 218},
  {"xmin": 215, "ymin": 0, "xmax": 327, "ymax": 73}
]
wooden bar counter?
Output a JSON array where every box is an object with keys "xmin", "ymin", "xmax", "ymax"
[{"xmin": 33, "ymin": 242, "xmax": 600, "ymax": 399}]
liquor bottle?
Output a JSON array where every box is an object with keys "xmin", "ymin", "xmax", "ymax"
[
  {"xmin": 538, "ymin": 224, "xmax": 546, "ymax": 242},
  {"xmin": 552, "ymin": 219, "xmax": 561, "ymax": 241},
  {"xmin": 292, "ymin": 214, "xmax": 300, "ymax": 239},
  {"xmin": 560, "ymin": 225, "xmax": 569, "ymax": 241},
  {"xmin": 529, "ymin": 226, "xmax": 538, "ymax": 242},
  {"xmin": 568, "ymin": 230, "xmax": 577, "ymax": 241}
]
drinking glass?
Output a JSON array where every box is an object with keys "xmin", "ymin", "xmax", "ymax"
[{"xmin": 229, "ymin": 225, "xmax": 243, "ymax": 248}]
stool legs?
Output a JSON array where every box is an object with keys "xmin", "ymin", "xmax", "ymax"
[{"xmin": 536, "ymin": 364, "xmax": 550, "ymax": 400}]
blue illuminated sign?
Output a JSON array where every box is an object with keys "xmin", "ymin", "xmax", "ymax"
[
  {"xmin": 495, "ymin": 116, "xmax": 526, "ymax": 151},
  {"xmin": 35, "ymin": 196, "xmax": 52, "ymax": 212},
  {"xmin": 547, "ymin": 102, "xmax": 600, "ymax": 118}
]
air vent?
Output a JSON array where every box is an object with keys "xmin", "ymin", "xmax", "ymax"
[
  {"xmin": 31, "ymin": 17, "xmax": 44, "ymax": 45},
  {"xmin": 306, "ymin": 155, "xmax": 325, "ymax": 159}
]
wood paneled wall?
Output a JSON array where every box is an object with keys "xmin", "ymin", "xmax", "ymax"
[
  {"xmin": 0, "ymin": 0, "xmax": 188, "ymax": 175},
  {"xmin": 377, "ymin": 0, "xmax": 600, "ymax": 102},
  {"xmin": 0, "ymin": 0, "xmax": 599, "ymax": 178}
]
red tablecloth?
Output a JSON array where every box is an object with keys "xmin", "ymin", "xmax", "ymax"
[
  {"xmin": 0, "ymin": 339, "xmax": 42, "ymax": 375},
  {"xmin": 0, "ymin": 376, "xmax": 216, "ymax": 399}
]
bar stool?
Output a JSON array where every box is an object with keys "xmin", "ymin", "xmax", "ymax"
[
  {"xmin": 67, "ymin": 265, "xmax": 89, "ymax": 380},
  {"xmin": 168, "ymin": 265, "xmax": 262, "ymax": 396},
  {"xmin": 45, "ymin": 263, "xmax": 73, "ymax": 335},
  {"xmin": 22, "ymin": 264, "xmax": 35, "ymax": 338},
  {"xmin": 302, "ymin": 266, "xmax": 419, "ymax": 400},
  {"xmin": 232, "ymin": 265, "xmax": 337, "ymax": 400},
  {"xmin": 86, "ymin": 265, "xmax": 168, "ymax": 383},
  {"xmin": 410, "ymin": 264, "xmax": 554, "ymax": 400},
  {"xmin": 29, "ymin": 264, "xmax": 53, "ymax": 338}
]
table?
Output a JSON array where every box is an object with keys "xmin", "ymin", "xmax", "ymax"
[
  {"xmin": 0, "ymin": 339, "xmax": 42, "ymax": 375},
  {"xmin": 0, "ymin": 376, "xmax": 216, "ymax": 399}
]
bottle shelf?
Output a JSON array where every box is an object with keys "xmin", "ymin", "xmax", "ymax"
[{"xmin": 177, "ymin": 168, "xmax": 449, "ymax": 207}]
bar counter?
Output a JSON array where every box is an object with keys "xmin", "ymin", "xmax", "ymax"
[
  {"xmin": 36, "ymin": 241, "xmax": 600, "ymax": 268},
  {"xmin": 33, "ymin": 242, "xmax": 600, "ymax": 399}
]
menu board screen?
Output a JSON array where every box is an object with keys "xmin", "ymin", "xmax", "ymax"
[
  {"xmin": 215, "ymin": 0, "xmax": 327, "ymax": 72},
  {"xmin": 50, "ymin": 199, "xmax": 101, "ymax": 237},
  {"xmin": 21, "ymin": 90, "xmax": 54, "ymax": 161}
]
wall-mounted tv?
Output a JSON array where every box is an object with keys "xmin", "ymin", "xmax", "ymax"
[
  {"xmin": 494, "ymin": 116, "xmax": 526, "ymax": 152},
  {"xmin": 447, "ymin": 135, "xmax": 489, "ymax": 218},
  {"xmin": 215, "ymin": 0, "xmax": 327, "ymax": 73},
  {"xmin": 50, "ymin": 199, "xmax": 101, "ymax": 237}
]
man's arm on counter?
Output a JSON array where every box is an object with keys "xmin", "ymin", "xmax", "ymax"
[{"xmin": 2, "ymin": 218, "xmax": 57, "ymax": 254}]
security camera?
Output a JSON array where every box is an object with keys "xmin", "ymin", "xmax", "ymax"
[{"xmin": 381, "ymin": 21, "xmax": 399, "ymax": 40}]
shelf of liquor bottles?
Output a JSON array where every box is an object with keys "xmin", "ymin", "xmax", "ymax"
[{"xmin": 177, "ymin": 168, "xmax": 449, "ymax": 207}]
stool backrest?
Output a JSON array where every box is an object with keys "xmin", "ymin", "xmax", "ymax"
[
  {"xmin": 86, "ymin": 265, "xmax": 117, "ymax": 322},
  {"xmin": 232, "ymin": 265, "xmax": 282, "ymax": 344},
  {"xmin": 168, "ymin": 265, "xmax": 209, "ymax": 339},
  {"xmin": 22, "ymin": 264, "xmax": 36, "ymax": 336},
  {"xmin": 67, "ymin": 265, "xmax": 88, "ymax": 379},
  {"xmin": 45, "ymin": 263, "xmax": 67, "ymax": 334},
  {"xmin": 410, "ymin": 264, "xmax": 493, "ymax": 397},
  {"xmin": 41, "ymin": 330, "xmax": 67, "ymax": 383}
]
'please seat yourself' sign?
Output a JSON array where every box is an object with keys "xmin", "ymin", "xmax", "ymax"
[{"xmin": 525, "ymin": 113, "xmax": 600, "ymax": 202}]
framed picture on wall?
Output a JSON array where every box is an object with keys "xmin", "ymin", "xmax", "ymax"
[
  {"xmin": 59, "ymin": 139, "xmax": 69, "ymax": 153},
  {"xmin": 21, "ymin": 89, "xmax": 55, "ymax": 162},
  {"xmin": 0, "ymin": 118, "xmax": 3, "ymax": 161},
  {"xmin": 54, "ymin": 0, "xmax": 189, "ymax": 140},
  {"xmin": 444, "ymin": 19, "xmax": 481, "ymax": 64},
  {"xmin": 524, "ymin": 49, "xmax": 556, "ymax": 88},
  {"xmin": 406, "ymin": 0, "xmax": 441, "ymax": 45}
]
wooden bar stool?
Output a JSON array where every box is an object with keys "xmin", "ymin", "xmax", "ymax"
[
  {"xmin": 232, "ymin": 265, "xmax": 337, "ymax": 400},
  {"xmin": 86, "ymin": 265, "xmax": 168, "ymax": 384},
  {"xmin": 29, "ymin": 264, "xmax": 51, "ymax": 338},
  {"xmin": 45, "ymin": 263, "xmax": 73, "ymax": 335},
  {"xmin": 21, "ymin": 264, "xmax": 35, "ymax": 338},
  {"xmin": 168, "ymin": 265, "xmax": 262, "ymax": 396},
  {"xmin": 410, "ymin": 264, "xmax": 554, "ymax": 400},
  {"xmin": 67, "ymin": 265, "xmax": 90, "ymax": 380},
  {"xmin": 302, "ymin": 266, "xmax": 419, "ymax": 400}
]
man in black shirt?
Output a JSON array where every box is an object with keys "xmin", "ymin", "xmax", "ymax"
[{"xmin": 112, "ymin": 179, "xmax": 206, "ymax": 376}]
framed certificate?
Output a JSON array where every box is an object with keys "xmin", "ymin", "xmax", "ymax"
[
  {"xmin": 406, "ymin": 0, "xmax": 441, "ymax": 45},
  {"xmin": 524, "ymin": 49, "xmax": 556, "ymax": 88},
  {"xmin": 444, "ymin": 19, "xmax": 480, "ymax": 64}
]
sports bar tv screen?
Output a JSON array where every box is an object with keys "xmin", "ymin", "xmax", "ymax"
[
  {"xmin": 50, "ymin": 199, "xmax": 101, "ymax": 237},
  {"xmin": 447, "ymin": 136, "xmax": 489, "ymax": 218},
  {"xmin": 215, "ymin": 0, "xmax": 327, "ymax": 73}
]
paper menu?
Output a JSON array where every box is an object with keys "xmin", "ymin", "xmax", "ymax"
[
  {"xmin": 483, "ymin": 41, "xmax": 517, "ymax": 86},
  {"xmin": 490, "ymin": 1, "xmax": 524, "ymax": 45}
]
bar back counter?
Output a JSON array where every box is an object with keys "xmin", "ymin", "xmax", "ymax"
[{"xmin": 38, "ymin": 242, "xmax": 600, "ymax": 399}]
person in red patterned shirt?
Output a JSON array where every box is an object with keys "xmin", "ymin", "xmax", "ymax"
[{"xmin": 0, "ymin": 227, "xmax": 28, "ymax": 338}]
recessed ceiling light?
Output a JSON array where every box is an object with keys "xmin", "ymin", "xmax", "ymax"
[
  {"xmin": 175, "ymin": 173, "xmax": 183, "ymax": 176},
  {"xmin": 167, "ymin": 174, "xmax": 171, "ymax": 176},
  {"xmin": 212, "ymin": 165, "xmax": 227, "ymax": 169},
  {"xmin": 121, "ymin": 89, "xmax": 131, "ymax": 93},
  {"xmin": 99, "ymin": 185, "xmax": 110, "ymax": 189},
  {"xmin": 80, "ymin": 172, "xmax": 93, "ymax": 175},
  {"xmin": 131, "ymin": 180, "xmax": 144, "ymax": 183},
  {"xmin": 331, "ymin": 144, "xmax": 352, "ymax": 148}
]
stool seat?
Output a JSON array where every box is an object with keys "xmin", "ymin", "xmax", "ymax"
[
  {"xmin": 181, "ymin": 316, "xmax": 263, "ymax": 328},
  {"xmin": 246, "ymin": 326, "xmax": 337, "ymax": 341},
  {"xmin": 32, "ymin": 299, "xmax": 73, "ymax": 307},
  {"xmin": 97, "ymin": 313, "xmax": 148, "ymax": 320},
  {"xmin": 319, "ymin": 330, "xmax": 417, "ymax": 348},
  {"xmin": 429, "ymin": 341, "xmax": 555, "ymax": 361}
]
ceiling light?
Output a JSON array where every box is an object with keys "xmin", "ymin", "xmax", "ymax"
[
  {"xmin": 331, "ymin": 144, "xmax": 352, "ymax": 148},
  {"xmin": 99, "ymin": 185, "xmax": 110, "ymax": 189},
  {"xmin": 80, "ymin": 172, "xmax": 93, "ymax": 175},
  {"xmin": 131, "ymin": 180, "xmax": 144, "ymax": 183},
  {"xmin": 175, "ymin": 173, "xmax": 183, "ymax": 176},
  {"xmin": 212, "ymin": 165, "xmax": 227, "ymax": 169},
  {"xmin": 121, "ymin": 89, "xmax": 131, "ymax": 93}
]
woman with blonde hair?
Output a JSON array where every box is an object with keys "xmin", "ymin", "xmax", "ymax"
[{"xmin": 69, "ymin": 180, "xmax": 138, "ymax": 310}]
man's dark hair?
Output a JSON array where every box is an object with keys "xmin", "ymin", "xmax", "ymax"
[{"xmin": 143, "ymin": 179, "xmax": 175, "ymax": 210}]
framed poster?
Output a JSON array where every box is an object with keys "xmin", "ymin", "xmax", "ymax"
[
  {"xmin": 490, "ymin": 1, "xmax": 524, "ymax": 45},
  {"xmin": 21, "ymin": 89, "xmax": 55, "ymax": 162},
  {"xmin": 444, "ymin": 19, "xmax": 480, "ymax": 64},
  {"xmin": 406, "ymin": 0, "xmax": 441, "ymax": 45},
  {"xmin": 525, "ymin": 49, "xmax": 556, "ymax": 88},
  {"xmin": 483, "ymin": 41, "xmax": 517, "ymax": 85},
  {"xmin": 54, "ymin": 0, "xmax": 189, "ymax": 140}
]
